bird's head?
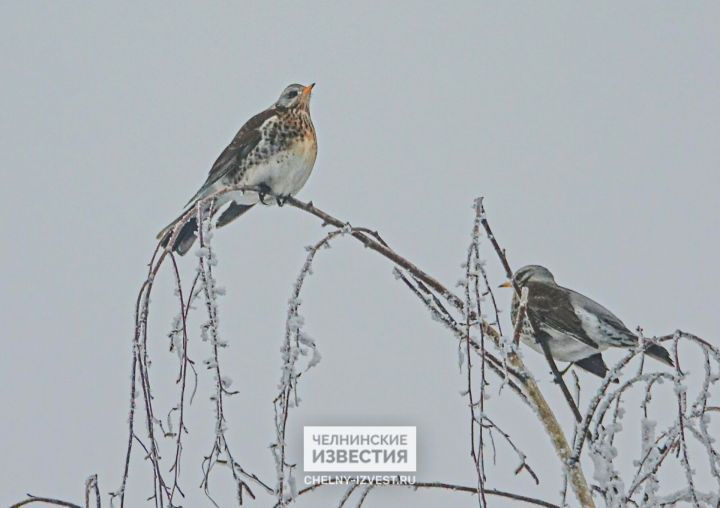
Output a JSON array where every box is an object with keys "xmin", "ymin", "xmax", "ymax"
[
  {"xmin": 275, "ymin": 83, "xmax": 315, "ymax": 111},
  {"xmin": 499, "ymin": 264, "xmax": 556, "ymax": 289}
]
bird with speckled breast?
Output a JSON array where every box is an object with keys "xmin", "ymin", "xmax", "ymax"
[
  {"xmin": 501, "ymin": 265, "xmax": 673, "ymax": 378},
  {"xmin": 157, "ymin": 83, "xmax": 317, "ymax": 255}
]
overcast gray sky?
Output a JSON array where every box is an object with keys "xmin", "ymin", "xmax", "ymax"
[{"xmin": 1, "ymin": 2, "xmax": 718, "ymax": 507}]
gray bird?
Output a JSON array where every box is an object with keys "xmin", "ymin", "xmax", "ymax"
[
  {"xmin": 501, "ymin": 265, "xmax": 673, "ymax": 378},
  {"xmin": 157, "ymin": 83, "xmax": 317, "ymax": 255}
]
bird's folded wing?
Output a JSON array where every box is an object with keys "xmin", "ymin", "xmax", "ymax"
[
  {"xmin": 185, "ymin": 108, "xmax": 277, "ymax": 207},
  {"xmin": 568, "ymin": 291, "xmax": 637, "ymax": 347},
  {"xmin": 527, "ymin": 282, "xmax": 600, "ymax": 350}
]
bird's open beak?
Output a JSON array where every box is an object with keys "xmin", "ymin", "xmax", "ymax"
[
  {"xmin": 498, "ymin": 281, "xmax": 513, "ymax": 288},
  {"xmin": 302, "ymin": 83, "xmax": 315, "ymax": 97}
]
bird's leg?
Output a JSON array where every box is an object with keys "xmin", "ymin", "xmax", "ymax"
[
  {"xmin": 276, "ymin": 194, "xmax": 290, "ymax": 207},
  {"xmin": 257, "ymin": 183, "xmax": 273, "ymax": 205}
]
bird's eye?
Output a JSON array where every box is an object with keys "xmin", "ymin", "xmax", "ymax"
[{"xmin": 287, "ymin": 91, "xmax": 298, "ymax": 99}]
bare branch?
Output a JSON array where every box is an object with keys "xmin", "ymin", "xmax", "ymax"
[{"xmin": 10, "ymin": 496, "xmax": 83, "ymax": 508}]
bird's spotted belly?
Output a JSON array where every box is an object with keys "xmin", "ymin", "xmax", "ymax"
[{"xmin": 240, "ymin": 136, "xmax": 316, "ymax": 197}]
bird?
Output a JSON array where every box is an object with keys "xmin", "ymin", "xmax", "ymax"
[
  {"xmin": 157, "ymin": 83, "xmax": 318, "ymax": 255},
  {"xmin": 500, "ymin": 265, "xmax": 673, "ymax": 378}
]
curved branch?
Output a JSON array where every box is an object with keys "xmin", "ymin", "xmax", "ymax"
[
  {"xmin": 10, "ymin": 495, "xmax": 82, "ymax": 508},
  {"xmin": 295, "ymin": 481, "xmax": 561, "ymax": 508},
  {"xmin": 119, "ymin": 189, "xmax": 594, "ymax": 507},
  {"xmin": 284, "ymin": 196, "xmax": 595, "ymax": 507}
]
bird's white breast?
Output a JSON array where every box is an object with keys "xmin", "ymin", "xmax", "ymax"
[
  {"xmin": 518, "ymin": 316, "xmax": 601, "ymax": 362},
  {"xmin": 241, "ymin": 135, "xmax": 316, "ymax": 197}
]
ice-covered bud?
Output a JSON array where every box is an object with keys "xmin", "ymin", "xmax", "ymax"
[
  {"xmin": 457, "ymin": 347, "xmax": 466, "ymax": 369},
  {"xmin": 288, "ymin": 315, "xmax": 304, "ymax": 332},
  {"xmin": 288, "ymin": 472, "xmax": 298, "ymax": 498},
  {"xmin": 307, "ymin": 347, "xmax": 322, "ymax": 369},
  {"xmin": 298, "ymin": 332, "xmax": 314, "ymax": 346}
]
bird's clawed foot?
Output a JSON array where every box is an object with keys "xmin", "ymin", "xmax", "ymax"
[
  {"xmin": 257, "ymin": 183, "xmax": 273, "ymax": 205},
  {"xmin": 256, "ymin": 184, "xmax": 288, "ymax": 206}
]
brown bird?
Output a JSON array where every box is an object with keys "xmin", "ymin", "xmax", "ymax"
[{"xmin": 157, "ymin": 83, "xmax": 317, "ymax": 255}]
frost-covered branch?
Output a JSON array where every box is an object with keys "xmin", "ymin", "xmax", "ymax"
[
  {"xmin": 9, "ymin": 497, "xmax": 83, "ymax": 508},
  {"xmin": 567, "ymin": 331, "xmax": 720, "ymax": 507},
  {"xmin": 463, "ymin": 198, "xmax": 490, "ymax": 507},
  {"xmin": 15, "ymin": 188, "xmax": 717, "ymax": 508},
  {"xmin": 10, "ymin": 475, "xmax": 100, "ymax": 508},
  {"xmin": 114, "ymin": 191, "xmax": 271, "ymax": 508},
  {"xmin": 285, "ymin": 195, "xmax": 594, "ymax": 506},
  {"xmin": 476, "ymin": 198, "xmax": 583, "ymax": 423},
  {"xmin": 293, "ymin": 480, "xmax": 560, "ymax": 507},
  {"xmin": 194, "ymin": 203, "xmax": 257, "ymax": 506},
  {"xmin": 273, "ymin": 228, "xmax": 344, "ymax": 505}
]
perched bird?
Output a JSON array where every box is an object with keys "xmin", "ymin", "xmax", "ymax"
[
  {"xmin": 501, "ymin": 265, "xmax": 673, "ymax": 378},
  {"xmin": 157, "ymin": 83, "xmax": 318, "ymax": 255}
]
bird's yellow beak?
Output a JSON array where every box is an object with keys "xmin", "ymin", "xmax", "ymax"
[
  {"xmin": 302, "ymin": 83, "xmax": 315, "ymax": 96},
  {"xmin": 498, "ymin": 281, "xmax": 513, "ymax": 289}
]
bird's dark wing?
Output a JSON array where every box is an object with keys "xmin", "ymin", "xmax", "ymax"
[
  {"xmin": 526, "ymin": 281, "xmax": 600, "ymax": 350},
  {"xmin": 186, "ymin": 107, "xmax": 277, "ymax": 206}
]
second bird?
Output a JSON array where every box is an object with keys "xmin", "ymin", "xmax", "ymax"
[
  {"xmin": 504, "ymin": 265, "xmax": 673, "ymax": 378},
  {"xmin": 157, "ymin": 83, "xmax": 318, "ymax": 255}
]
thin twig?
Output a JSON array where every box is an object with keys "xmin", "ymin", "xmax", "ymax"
[
  {"xmin": 477, "ymin": 198, "xmax": 584, "ymax": 423},
  {"xmin": 295, "ymin": 480, "xmax": 561, "ymax": 507},
  {"xmin": 10, "ymin": 496, "xmax": 83, "ymax": 508}
]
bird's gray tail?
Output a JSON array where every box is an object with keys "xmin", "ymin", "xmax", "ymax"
[
  {"xmin": 156, "ymin": 211, "xmax": 198, "ymax": 256},
  {"xmin": 156, "ymin": 201, "xmax": 255, "ymax": 256},
  {"xmin": 574, "ymin": 354, "xmax": 621, "ymax": 383},
  {"xmin": 644, "ymin": 343, "xmax": 674, "ymax": 367},
  {"xmin": 574, "ymin": 353, "xmax": 609, "ymax": 379}
]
